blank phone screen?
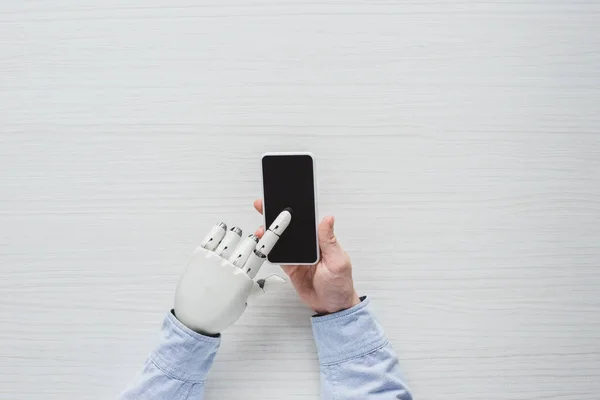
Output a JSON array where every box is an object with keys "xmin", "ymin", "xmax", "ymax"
[{"xmin": 262, "ymin": 154, "xmax": 318, "ymax": 264}]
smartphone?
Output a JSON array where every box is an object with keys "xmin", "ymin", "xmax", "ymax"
[{"xmin": 261, "ymin": 152, "xmax": 319, "ymax": 265}]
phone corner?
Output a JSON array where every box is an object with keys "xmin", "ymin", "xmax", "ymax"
[{"xmin": 312, "ymin": 247, "xmax": 320, "ymax": 265}]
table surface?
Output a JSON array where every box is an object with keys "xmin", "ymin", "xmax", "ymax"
[{"xmin": 1, "ymin": 1, "xmax": 599, "ymax": 399}]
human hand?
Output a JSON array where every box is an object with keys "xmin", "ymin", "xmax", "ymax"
[{"xmin": 253, "ymin": 199, "xmax": 360, "ymax": 315}]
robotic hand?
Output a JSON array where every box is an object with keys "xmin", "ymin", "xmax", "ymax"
[{"xmin": 174, "ymin": 209, "xmax": 292, "ymax": 335}]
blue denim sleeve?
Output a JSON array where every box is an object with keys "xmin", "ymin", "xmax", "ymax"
[
  {"xmin": 311, "ymin": 297, "xmax": 413, "ymax": 400},
  {"xmin": 119, "ymin": 311, "xmax": 220, "ymax": 400}
]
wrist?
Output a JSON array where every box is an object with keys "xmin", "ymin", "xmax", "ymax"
[
  {"xmin": 345, "ymin": 291, "xmax": 361, "ymax": 310},
  {"xmin": 315, "ymin": 291, "xmax": 362, "ymax": 316}
]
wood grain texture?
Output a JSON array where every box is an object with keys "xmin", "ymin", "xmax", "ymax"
[{"xmin": 1, "ymin": 0, "xmax": 599, "ymax": 399}]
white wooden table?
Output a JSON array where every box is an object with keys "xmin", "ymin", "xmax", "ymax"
[{"xmin": 1, "ymin": 1, "xmax": 599, "ymax": 399}]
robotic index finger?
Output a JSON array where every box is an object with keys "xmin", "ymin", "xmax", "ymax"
[
  {"xmin": 241, "ymin": 209, "xmax": 292, "ymax": 279},
  {"xmin": 199, "ymin": 209, "xmax": 292, "ymax": 279},
  {"xmin": 255, "ymin": 208, "xmax": 292, "ymax": 257}
]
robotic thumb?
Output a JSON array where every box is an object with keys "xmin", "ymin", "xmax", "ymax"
[{"xmin": 248, "ymin": 274, "xmax": 286, "ymax": 303}]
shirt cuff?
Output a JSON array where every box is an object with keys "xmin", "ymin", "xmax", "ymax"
[
  {"xmin": 311, "ymin": 296, "xmax": 388, "ymax": 365},
  {"xmin": 150, "ymin": 311, "xmax": 221, "ymax": 383}
]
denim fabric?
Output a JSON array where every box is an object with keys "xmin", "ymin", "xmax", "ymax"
[{"xmin": 120, "ymin": 298, "xmax": 412, "ymax": 399}]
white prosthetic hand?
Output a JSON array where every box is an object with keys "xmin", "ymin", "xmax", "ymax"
[{"xmin": 174, "ymin": 210, "xmax": 292, "ymax": 335}]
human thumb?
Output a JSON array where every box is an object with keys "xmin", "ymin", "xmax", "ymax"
[{"xmin": 318, "ymin": 216, "xmax": 340, "ymax": 256}]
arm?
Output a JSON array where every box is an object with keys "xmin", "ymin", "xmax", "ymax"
[
  {"xmin": 312, "ymin": 297, "xmax": 412, "ymax": 400},
  {"xmin": 121, "ymin": 212, "xmax": 289, "ymax": 399},
  {"xmin": 119, "ymin": 311, "xmax": 220, "ymax": 400},
  {"xmin": 252, "ymin": 199, "xmax": 414, "ymax": 400}
]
